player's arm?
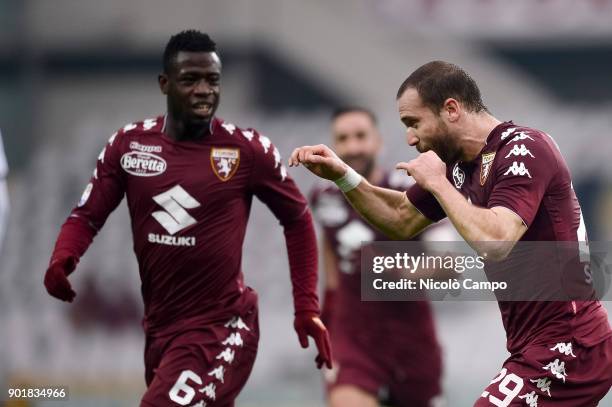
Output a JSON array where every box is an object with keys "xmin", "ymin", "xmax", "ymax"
[
  {"xmin": 250, "ymin": 132, "xmax": 331, "ymax": 369},
  {"xmin": 428, "ymin": 181, "xmax": 525, "ymax": 260},
  {"xmin": 398, "ymin": 140, "xmax": 554, "ymax": 260},
  {"xmin": 289, "ymin": 144, "xmax": 432, "ymax": 239},
  {"xmin": 44, "ymin": 130, "xmax": 126, "ymax": 302}
]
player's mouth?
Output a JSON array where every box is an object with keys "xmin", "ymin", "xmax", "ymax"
[{"xmin": 192, "ymin": 101, "xmax": 214, "ymax": 116}]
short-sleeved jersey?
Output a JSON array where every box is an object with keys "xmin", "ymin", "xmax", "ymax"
[
  {"xmin": 311, "ymin": 172, "xmax": 440, "ymax": 358},
  {"xmin": 71, "ymin": 116, "xmax": 309, "ymax": 336},
  {"xmin": 407, "ymin": 122, "xmax": 611, "ymax": 352}
]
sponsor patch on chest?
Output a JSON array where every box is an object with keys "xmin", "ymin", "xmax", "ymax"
[
  {"xmin": 210, "ymin": 148, "xmax": 240, "ymax": 181},
  {"xmin": 121, "ymin": 151, "xmax": 167, "ymax": 176},
  {"xmin": 480, "ymin": 152, "xmax": 496, "ymax": 186}
]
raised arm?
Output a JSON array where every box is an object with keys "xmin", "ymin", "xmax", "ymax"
[{"xmin": 289, "ymin": 144, "xmax": 432, "ymax": 240}]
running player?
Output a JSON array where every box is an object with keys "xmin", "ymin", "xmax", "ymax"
[
  {"xmin": 44, "ymin": 30, "xmax": 331, "ymax": 407},
  {"xmin": 310, "ymin": 107, "xmax": 443, "ymax": 407}
]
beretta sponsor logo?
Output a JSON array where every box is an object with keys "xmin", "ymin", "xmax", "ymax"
[{"xmin": 121, "ymin": 151, "xmax": 167, "ymax": 177}]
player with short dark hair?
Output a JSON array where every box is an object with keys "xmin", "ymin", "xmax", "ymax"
[
  {"xmin": 44, "ymin": 30, "xmax": 331, "ymax": 407},
  {"xmin": 310, "ymin": 107, "xmax": 443, "ymax": 407},
  {"xmin": 290, "ymin": 60, "xmax": 612, "ymax": 406}
]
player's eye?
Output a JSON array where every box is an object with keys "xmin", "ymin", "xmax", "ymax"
[{"xmin": 356, "ymin": 131, "xmax": 366, "ymax": 140}]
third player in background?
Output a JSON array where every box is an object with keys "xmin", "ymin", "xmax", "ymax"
[{"xmin": 310, "ymin": 107, "xmax": 450, "ymax": 407}]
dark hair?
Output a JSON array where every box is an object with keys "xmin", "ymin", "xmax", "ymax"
[
  {"xmin": 331, "ymin": 106, "xmax": 377, "ymax": 125},
  {"xmin": 396, "ymin": 61, "xmax": 487, "ymax": 113},
  {"xmin": 163, "ymin": 30, "xmax": 217, "ymax": 74}
]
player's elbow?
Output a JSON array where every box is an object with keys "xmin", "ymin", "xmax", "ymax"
[{"xmin": 476, "ymin": 241, "xmax": 516, "ymax": 262}]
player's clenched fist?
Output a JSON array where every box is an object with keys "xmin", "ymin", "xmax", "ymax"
[
  {"xmin": 396, "ymin": 150, "xmax": 447, "ymax": 192},
  {"xmin": 44, "ymin": 256, "xmax": 78, "ymax": 302},
  {"xmin": 288, "ymin": 144, "xmax": 348, "ymax": 181},
  {"xmin": 294, "ymin": 312, "xmax": 333, "ymax": 369}
]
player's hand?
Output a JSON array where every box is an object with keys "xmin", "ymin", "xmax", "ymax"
[
  {"xmin": 294, "ymin": 312, "xmax": 333, "ymax": 369},
  {"xmin": 288, "ymin": 144, "xmax": 348, "ymax": 181},
  {"xmin": 44, "ymin": 256, "xmax": 78, "ymax": 302},
  {"xmin": 396, "ymin": 150, "xmax": 447, "ymax": 192}
]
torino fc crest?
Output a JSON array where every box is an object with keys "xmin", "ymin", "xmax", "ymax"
[
  {"xmin": 480, "ymin": 152, "xmax": 496, "ymax": 186},
  {"xmin": 211, "ymin": 148, "xmax": 240, "ymax": 181}
]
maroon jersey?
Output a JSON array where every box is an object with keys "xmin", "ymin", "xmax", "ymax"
[
  {"xmin": 408, "ymin": 122, "xmax": 612, "ymax": 353},
  {"xmin": 311, "ymin": 172, "xmax": 441, "ymax": 383},
  {"xmin": 51, "ymin": 116, "xmax": 318, "ymax": 336}
]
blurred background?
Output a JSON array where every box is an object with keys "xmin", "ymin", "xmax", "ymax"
[{"xmin": 1, "ymin": 0, "xmax": 612, "ymax": 405}]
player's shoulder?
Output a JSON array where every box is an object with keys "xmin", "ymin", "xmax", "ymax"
[
  {"xmin": 215, "ymin": 118, "xmax": 288, "ymax": 180},
  {"xmin": 309, "ymin": 181, "xmax": 339, "ymax": 204},
  {"xmin": 383, "ymin": 169, "xmax": 415, "ymax": 191},
  {"xmin": 494, "ymin": 124, "xmax": 557, "ymax": 153},
  {"xmin": 215, "ymin": 118, "xmax": 276, "ymax": 154},
  {"xmin": 309, "ymin": 181, "xmax": 350, "ymax": 227},
  {"xmin": 491, "ymin": 123, "xmax": 560, "ymax": 164},
  {"xmin": 108, "ymin": 115, "xmax": 166, "ymax": 147}
]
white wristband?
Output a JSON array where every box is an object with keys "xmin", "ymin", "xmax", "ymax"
[{"xmin": 334, "ymin": 167, "xmax": 362, "ymax": 193}]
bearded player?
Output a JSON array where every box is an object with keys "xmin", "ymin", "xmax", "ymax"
[
  {"xmin": 310, "ymin": 107, "xmax": 443, "ymax": 407},
  {"xmin": 44, "ymin": 30, "xmax": 331, "ymax": 407},
  {"xmin": 290, "ymin": 61, "xmax": 612, "ymax": 405}
]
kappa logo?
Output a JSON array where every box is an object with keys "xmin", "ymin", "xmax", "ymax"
[
  {"xmin": 78, "ymin": 183, "xmax": 93, "ymax": 207},
  {"xmin": 208, "ymin": 366, "xmax": 225, "ymax": 383},
  {"xmin": 505, "ymin": 144, "xmax": 534, "ymax": 158},
  {"xmin": 500, "ymin": 127, "xmax": 517, "ymax": 140},
  {"xmin": 530, "ymin": 377, "xmax": 552, "ymax": 397},
  {"xmin": 452, "ymin": 163, "xmax": 465, "ymax": 188},
  {"xmin": 210, "ymin": 148, "xmax": 240, "ymax": 181},
  {"xmin": 542, "ymin": 359, "xmax": 567, "ymax": 382},
  {"xmin": 480, "ymin": 152, "xmax": 496, "ymax": 186},
  {"xmin": 508, "ymin": 131, "xmax": 534, "ymax": 143},
  {"xmin": 518, "ymin": 391, "xmax": 539, "ymax": 407},
  {"xmin": 121, "ymin": 151, "xmax": 167, "ymax": 177},
  {"xmin": 504, "ymin": 161, "xmax": 532, "ymax": 178}
]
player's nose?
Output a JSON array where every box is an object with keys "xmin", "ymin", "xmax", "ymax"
[
  {"xmin": 406, "ymin": 130, "xmax": 419, "ymax": 147},
  {"xmin": 194, "ymin": 81, "xmax": 214, "ymax": 97}
]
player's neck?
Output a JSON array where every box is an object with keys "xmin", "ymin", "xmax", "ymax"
[
  {"xmin": 459, "ymin": 112, "xmax": 502, "ymax": 162},
  {"xmin": 164, "ymin": 115, "xmax": 212, "ymax": 141}
]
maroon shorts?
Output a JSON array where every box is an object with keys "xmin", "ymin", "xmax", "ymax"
[
  {"xmin": 325, "ymin": 328, "xmax": 443, "ymax": 407},
  {"xmin": 141, "ymin": 307, "xmax": 259, "ymax": 407},
  {"xmin": 474, "ymin": 337, "xmax": 612, "ymax": 407}
]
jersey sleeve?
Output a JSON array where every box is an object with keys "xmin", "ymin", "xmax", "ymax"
[
  {"xmin": 487, "ymin": 133, "xmax": 557, "ymax": 227},
  {"xmin": 249, "ymin": 130, "xmax": 320, "ymax": 314},
  {"xmin": 406, "ymin": 183, "xmax": 447, "ymax": 222},
  {"xmin": 50, "ymin": 130, "xmax": 126, "ymax": 263},
  {"xmin": 249, "ymin": 130, "xmax": 309, "ymax": 222}
]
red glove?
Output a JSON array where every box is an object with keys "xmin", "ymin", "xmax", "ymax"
[
  {"xmin": 294, "ymin": 311, "xmax": 332, "ymax": 369},
  {"xmin": 44, "ymin": 256, "xmax": 78, "ymax": 302}
]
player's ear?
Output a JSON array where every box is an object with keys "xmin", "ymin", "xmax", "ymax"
[
  {"xmin": 443, "ymin": 98, "xmax": 460, "ymax": 123},
  {"xmin": 158, "ymin": 74, "xmax": 169, "ymax": 95}
]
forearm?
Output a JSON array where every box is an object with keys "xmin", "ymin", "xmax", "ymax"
[
  {"xmin": 50, "ymin": 215, "xmax": 97, "ymax": 265},
  {"xmin": 343, "ymin": 179, "xmax": 428, "ymax": 240},
  {"xmin": 430, "ymin": 180, "xmax": 517, "ymax": 258},
  {"xmin": 284, "ymin": 209, "xmax": 320, "ymax": 314}
]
